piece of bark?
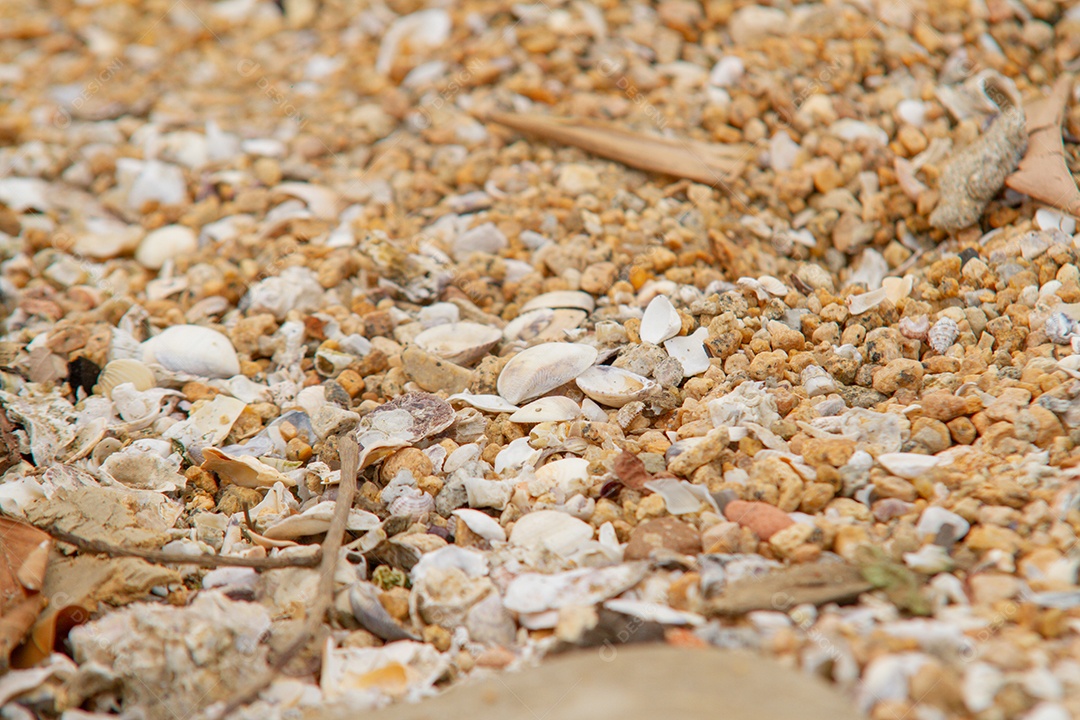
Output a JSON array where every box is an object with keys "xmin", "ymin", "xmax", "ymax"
[
  {"xmin": 1006, "ymin": 74, "xmax": 1080, "ymax": 216},
  {"xmin": 707, "ymin": 561, "xmax": 873, "ymax": 616},
  {"xmin": 487, "ymin": 111, "xmax": 749, "ymax": 188}
]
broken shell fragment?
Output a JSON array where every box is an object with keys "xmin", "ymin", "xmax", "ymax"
[
  {"xmin": 520, "ymin": 290, "xmax": 596, "ymax": 314},
  {"xmin": 201, "ymin": 447, "xmax": 297, "ymax": 488},
  {"xmin": 502, "ymin": 308, "xmax": 587, "ymax": 344},
  {"xmin": 141, "ymin": 324, "xmax": 240, "ymax": 378},
  {"xmin": 847, "ymin": 287, "xmax": 888, "ymax": 316},
  {"xmin": 413, "ymin": 322, "xmax": 502, "ymax": 365},
  {"xmin": 508, "ymin": 396, "xmax": 582, "ymax": 423},
  {"xmin": 448, "ymin": 392, "xmax": 519, "ymax": 414},
  {"xmin": 452, "ymin": 508, "xmax": 507, "ymax": 543},
  {"xmin": 94, "ymin": 359, "xmax": 156, "ymax": 399},
  {"xmin": 664, "ymin": 328, "xmax": 710, "ymax": 377},
  {"xmin": 496, "ymin": 343, "xmax": 597, "ymax": 405},
  {"xmin": 575, "ymin": 365, "xmax": 657, "ymax": 408},
  {"xmin": 639, "ymin": 295, "xmax": 682, "ymax": 345},
  {"xmin": 262, "ymin": 501, "xmax": 381, "ymax": 539},
  {"xmin": 508, "ymin": 509, "xmax": 593, "ymax": 557}
]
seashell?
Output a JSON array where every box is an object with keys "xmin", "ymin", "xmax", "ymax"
[
  {"xmin": 847, "ymin": 287, "xmax": 888, "ymax": 315},
  {"xmin": 521, "ymin": 290, "xmax": 596, "ymax": 314},
  {"xmin": 201, "ymin": 447, "xmax": 297, "ymax": 488},
  {"xmin": 388, "ymin": 488, "xmax": 436, "ymax": 518},
  {"xmin": 464, "ymin": 477, "xmax": 514, "ymax": 509},
  {"xmin": 915, "ymin": 506, "xmax": 970, "ymax": 541},
  {"xmin": 664, "ymin": 328, "xmax": 710, "ymax": 377},
  {"xmin": 450, "ymin": 221, "xmax": 507, "ymax": 261},
  {"xmin": 141, "ymin": 325, "xmax": 240, "ymax": 378},
  {"xmin": 361, "ymin": 392, "xmax": 455, "ymax": 443},
  {"xmin": 882, "ymin": 276, "xmax": 913, "ymax": 305},
  {"xmin": 639, "ymin": 295, "xmax": 682, "ymax": 345},
  {"xmin": 413, "ymin": 322, "xmax": 501, "ymax": 365},
  {"xmin": 452, "ymin": 508, "xmax": 507, "ymax": 543},
  {"xmin": 757, "ymin": 275, "xmax": 790, "ymax": 296},
  {"xmin": 101, "ymin": 447, "xmax": 186, "ymax": 492},
  {"xmin": 642, "ymin": 477, "xmax": 715, "ymax": 515},
  {"xmin": 111, "ymin": 384, "xmax": 184, "ymax": 429},
  {"xmin": 448, "ymin": 392, "xmax": 519, "ymax": 413},
  {"xmin": 262, "ymin": 500, "xmax": 380, "ymax": 539},
  {"xmin": 877, "ymin": 452, "xmax": 950, "ymax": 480},
  {"xmin": 62, "ymin": 417, "xmax": 107, "ymax": 463},
  {"xmin": 927, "ymin": 317, "xmax": 959, "ymax": 353},
  {"xmin": 94, "ymin": 359, "xmax": 156, "ymax": 399},
  {"xmin": 273, "ymin": 182, "xmax": 338, "ymax": 219},
  {"xmin": 502, "ymin": 308, "xmax": 587, "ymax": 344},
  {"xmin": 1045, "ymin": 312, "xmax": 1076, "ymax": 344},
  {"xmin": 135, "ymin": 224, "xmax": 197, "ymax": 270},
  {"xmin": 314, "ymin": 348, "xmax": 356, "ymax": 377},
  {"xmin": 801, "ymin": 365, "xmax": 837, "ymax": 398},
  {"xmin": 90, "ymin": 437, "xmax": 124, "ymax": 466},
  {"xmin": 0, "ymin": 177, "xmax": 49, "ymax": 212},
  {"xmin": 496, "ymin": 343, "xmax": 598, "ymax": 405},
  {"xmin": 534, "ymin": 457, "xmax": 591, "ymax": 495},
  {"xmin": 349, "ymin": 582, "xmax": 420, "ymax": 642},
  {"xmin": 508, "ymin": 509, "xmax": 594, "ymax": 557},
  {"xmin": 502, "ymin": 563, "xmax": 648, "ymax": 615},
  {"xmin": 508, "ymin": 396, "xmax": 581, "ymax": 424},
  {"xmin": 376, "ymin": 8, "xmax": 452, "ymax": 73},
  {"xmin": 709, "ymin": 56, "xmax": 744, "ymax": 87},
  {"xmin": 898, "ymin": 315, "xmax": 930, "ymax": 340},
  {"xmin": 163, "ymin": 394, "xmax": 246, "ymax": 451},
  {"xmin": 575, "ymin": 365, "xmax": 657, "ymax": 408},
  {"xmin": 603, "ymin": 599, "xmax": 704, "ymax": 626}
]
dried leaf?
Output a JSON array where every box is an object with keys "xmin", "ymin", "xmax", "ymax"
[
  {"xmin": 612, "ymin": 451, "xmax": 651, "ymax": 491},
  {"xmin": 1005, "ymin": 74, "xmax": 1080, "ymax": 216},
  {"xmin": 0, "ymin": 516, "xmax": 52, "ymax": 669},
  {"xmin": 488, "ymin": 112, "xmax": 748, "ymax": 187},
  {"xmin": 707, "ymin": 561, "xmax": 873, "ymax": 616}
]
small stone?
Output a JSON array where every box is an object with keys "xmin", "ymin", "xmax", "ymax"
[
  {"xmin": 1015, "ymin": 406, "xmax": 1064, "ymax": 448},
  {"xmin": 579, "ymin": 262, "xmax": 617, "ymax": 295},
  {"xmin": 766, "ymin": 320, "xmax": 805, "ymax": 352},
  {"xmin": 557, "ymin": 164, "xmax": 600, "ymax": 194},
  {"xmin": 769, "ymin": 522, "xmax": 815, "ymax": 558},
  {"xmin": 872, "ymin": 358, "xmax": 924, "ymax": 394},
  {"xmin": 724, "ymin": 500, "xmax": 794, "ymax": 540},
  {"xmin": 920, "ymin": 392, "xmax": 972, "ymax": 422},
  {"xmin": 380, "ymin": 447, "xmax": 434, "ymax": 484},
  {"xmin": 667, "ymin": 427, "xmax": 729, "ymax": 476},
  {"xmin": 402, "ymin": 345, "xmax": 472, "ymax": 393},
  {"xmin": 968, "ymin": 573, "xmax": 1022, "ymax": 605},
  {"xmin": 624, "ymin": 517, "xmax": 702, "ymax": 560},
  {"xmin": 800, "ymin": 437, "xmax": 855, "ymax": 468}
]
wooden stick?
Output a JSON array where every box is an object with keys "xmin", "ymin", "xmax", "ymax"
[{"xmin": 204, "ymin": 433, "xmax": 360, "ymax": 718}]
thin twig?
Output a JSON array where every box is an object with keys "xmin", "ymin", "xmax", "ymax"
[
  {"xmin": 23, "ymin": 520, "xmax": 322, "ymax": 569},
  {"xmin": 205, "ymin": 434, "xmax": 360, "ymax": 719}
]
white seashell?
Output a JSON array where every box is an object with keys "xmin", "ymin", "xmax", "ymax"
[
  {"xmin": 800, "ymin": 365, "xmax": 837, "ymax": 398},
  {"xmin": 534, "ymin": 457, "xmax": 591, "ymax": 495},
  {"xmin": 709, "ymin": 56, "xmax": 744, "ymax": 87},
  {"xmin": 111, "ymin": 384, "xmax": 183, "ymax": 428},
  {"xmin": 135, "ymin": 224, "xmax": 197, "ymax": 270},
  {"xmin": 263, "ymin": 501, "xmax": 381, "ymax": 539},
  {"xmin": 1045, "ymin": 312, "xmax": 1075, "ymax": 344},
  {"xmin": 314, "ymin": 348, "xmax": 355, "ymax": 377},
  {"xmin": 639, "ymin": 295, "xmax": 682, "ymax": 345},
  {"xmin": 452, "ymin": 508, "xmax": 506, "ymax": 542},
  {"xmin": 497, "ymin": 342, "xmax": 598, "ymax": 405},
  {"xmin": 376, "ymin": 9, "xmax": 452, "ymax": 75},
  {"xmin": 575, "ymin": 365, "xmax": 657, "ymax": 408},
  {"xmin": 898, "ymin": 315, "xmax": 930, "ymax": 340},
  {"xmin": 877, "ymin": 452, "xmax": 950, "ymax": 480},
  {"xmin": 493, "ymin": 436, "xmax": 540, "ymax": 475},
  {"xmin": 164, "ymin": 394, "xmax": 246, "ymax": 451},
  {"xmin": 896, "ymin": 99, "xmax": 928, "ymax": 128},
  {"xmin": 201, "ymin": 447, "xmax": 297, "ymax": 488},
  {"xmin": 927, "ymin": 317, "xmax": 959, "ymax": 353},
  {"xmin": 882, "ymin": 276, "xmax": 913, "ymax": 305},
  {"xmin": 603, "ymin": 599, "xmax": 704, "ymax": 626},
  {"xmin": 580, "ymin": 397, "xmax": 609, "ymax": 422},
  {"xmin": 916, "ymin": 506, "xmax": 970, "ymax": 541},
  {"xmin": 141, "ymin": 325, "xmax": 240, "ymax": 378},
  {"xmin": 643, "ymin": 477, "xmax": 716, "ymax": 515},
  {"xmin": 757, "ymin": 275, "xmax": 790, "ymax": 296},
  {"xmin": 273, "ymin": 182, "xmax": 338, "ymax": 219},
  {"xmin": 769, "ymin": 131, "xmax": 800, "ymax": 171},
  {"xmin": 101, "ymin": 447, "xmax": 186, "ymax": 492},
  {"xmin": 388, "ymin": 487, "xmax": 435, "ymax": 518},
  {"xmin": 508, "ymin": 509, "xmax": 593, "ymax": 557},
  {"xmin": 0, "ymin": 177, "xmax": 49, "ymax": 212},
  {"xmin": 664, "ymin": 328, "xmax": 710, "ymax": 377},
  {"xmin": 503, "ymin": 563, "xmax": 647, "ymax": 614},
  {"xmin": 451, "ymin": 221, "xmax": 507, "ymax": 261},
  {"xmin": 94, "ymin": 359, "xmax": 157, "ymax": 398},
  {"xmin": 414, "ymin": 322, "xmax": 501, "ymax": 365},
  {"xmin": 502, "ymin": 308, "xmax": 587, "ymax": 343},
  {"xmin": 903, "ymin": 545, "xmax": 954, "ymax": 574},
  {"xmin": 829, "ymin": 119, "xmax": 889, "ymax": 145},
  {"xmin": 521, "ymin": 290, "xmax": 596, "ymax": 314},
  {"xmin": 508, "ymin": 396, "xmax": 581, "ymax": 423},
  {"xmin": 448, "ymin": 392, "xmax": 519, "ymax": 413},
  {"xmin": 464, "ymin": 477, "xmax": 513, "ymax": 509},
  {"xmin": 894, "ymin": 158, "xmax": 929, "ymax": 200},
  {"xmin": 847, "ymin": 287, "xmax": 888, "ymax": 315}
]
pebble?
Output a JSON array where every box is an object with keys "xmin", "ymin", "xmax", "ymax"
[
  {"xmin": 624, "ymin": 517, "xmax": 702, "ymax": 560},
  {"xmin": 724, "ymin": 501, "xmax": 794, "ymax": 541}
]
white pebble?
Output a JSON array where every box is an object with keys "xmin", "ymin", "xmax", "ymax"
[
  {"xmin": 709, "ymin": 56, "xmax": 744, "ymax": 87},
  {"xmin": 896, "ymin": 99, "xmax": 928, "ymax": 128},
  {"xmin": 916, "ymin": 506, "xmax": 970, "ymax": 540},
  {"xmin": 135, "ymin": 224, "xmax": 197, "ymax": 270}
]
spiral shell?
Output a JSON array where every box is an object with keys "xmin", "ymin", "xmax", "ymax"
[
  {"xmin": 94, "ymin": 359, "xmax": 157, "ymax": 399},
  {"xmin": 388, "ymin": 487, "xmax": 435, "ymax": 517},
  {"xmin": 927, "ymin": 317, "xmax": 959, "ymax": 353},
  {"xmin": 1044, "ymin": 312, "xmax": 1075, "ymax": 344},
  {"xmin": 898, "ymin": 315, "xmax": 929, "ymax": 341}
]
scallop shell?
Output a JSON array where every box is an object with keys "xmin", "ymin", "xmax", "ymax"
[
  {"xmin": 1045, "ymin": 312, "xmax": 1075, "ymax": 344},
  {"xmin": 575, "ymin": 365, "xmax": 657, "ymax": 408},
  {"xmin": 757, "ymin": 275, "xmax": 790, "ymax": 296},
  {"xmin": 898, "ymin": 315, "xmax": 929, "ymax": 340},
  {"xmin": 927, "ymin": 317, "xmax": 959, "ymax": 353},
  {"xmin": 141, "ymin": 324, "xmax": 241, "ymax": 378},
  {"xmin": 520, "ymin": 290, "xmax": 596, "ymax": 314},
  {"xmin": 497, "ymin": 342, "xmax": 598, "ymax": 405},
  {"xmin": 508, "ymin": 396, "xmax": 582, "ymax": 423},
  {"xmin": 94, "ymin": 359, "xmax": 157, "ymax": 399},
  {"xmin": 639, "ymin": 295, "xmax": 682, "ymax": 345},
  {"xmin": 414, "ymin": 321, "xmax": 501, "ymax": 365}
]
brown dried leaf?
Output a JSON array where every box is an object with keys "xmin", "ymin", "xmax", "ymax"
[
  {"xmin": 1005, "ymin": 74, "xmax": 1080, "ymax": 216},
  {"xmin": 0, "ymin": 516, "xmax": 52, "ymax": 669},
  {"xmin": 488, "ymin": 112, "xmax": 748, "ymax": 188},
  {"xmin": 613, "ymin": 451, "xmax": 652, "ymax": 490}
]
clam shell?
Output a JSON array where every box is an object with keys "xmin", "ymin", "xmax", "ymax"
[
  {"xmin": 448, "ymin": 392, "xmax": 519, "ymax": 413},
  {"xmin": 639, "ymin": 295, "xmax": 682, "ymax": 345},
  {"xmin": 452, "ymin": 508, "xmax": 507, "ymax": 542},
  {"xmin": 497, "ymin": 342, "xmax": 598, "ymax": 405},
  {"xmin": 575, "ymin": 365, "xmax": 657, "ymax": 408},
  {"xmin": 847, "ymin": 287, "xmax": 888, "ymax": 315},
  {"xmin": 262, "ymin": 500, "xmax": 381, "ymax": 539},
  {"xmin": 503, "ymin": 308, "xmax": 587, "ymax": 343},
  {"xmin": 414, "ymin": 322, "xmax": 501, "ymax": 365},
  {"xmin": 141, "ymin": 325, "xmax": 240, "ymax": 378},
  {"xmin": 95, "ymin": 359, "xmax": 156, "ymax": 399},
  {"xmin": 362, "ymin": 392, "xmax": 455, "ymax": 443},
  {"xmin": 508, "ymin": 396, "xmax": 582, "ymax": 423},
  {"xmin": 314, "ymin": 348, "xmax": 356, "ymax": 377},
  {"xmin": 201, "ymin": 447, "xmax": 297, "ymax": 488},
  {"xmin": 520, "ymin": 290, "xmax": 596, "ymax": 314},
  {"xmin": 508, "ymin": 509, "xmax": 594, "ymax": 557},
  {"xmin": 503, "ymin": 563, "xmax": 648, "ymax": 614}
]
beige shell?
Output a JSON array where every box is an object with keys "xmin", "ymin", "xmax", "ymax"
[
  {"xmin": 575, "ymin": 365, "xmax": 657, "ymax": 408},
  {"xmin": 520, "ymin": 290, "xmax": 596, "ymax": 314},
  {"xmin": 94, "ymin": 359, "xmax": 157, "ymax": 399},
  {"xmin": 508, "ymin": 396, "xmax": 582, "ymax": 424},
  {"xmin": 503, "ymin": 308, "xmax": 587, "ymax": 344},
  {"xmin": 497, "ymin": 343, "xmax": 598, "ymax": 405},
  {"xmin": 413, "ymin": 321, "xmax": 501, "ymax": 365}
]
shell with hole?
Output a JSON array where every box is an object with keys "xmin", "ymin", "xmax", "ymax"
[
  {"xmin": 575, "ymin": 365, "xmax": 658, "ymax": 407},
  {"xmin": 496, "ymin": 343, "xmax": 597, "ymax": 405},
  {"xmin": 94, "ymin": 359, "xmax": 157, "ymax": 399},
  {"xmin": 413, "ymin": 321, "xmax": 501, "ymax": 365},
  {"xmin": 508, "ymin": 396, "xmax": 582, "ymax": 424}
]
